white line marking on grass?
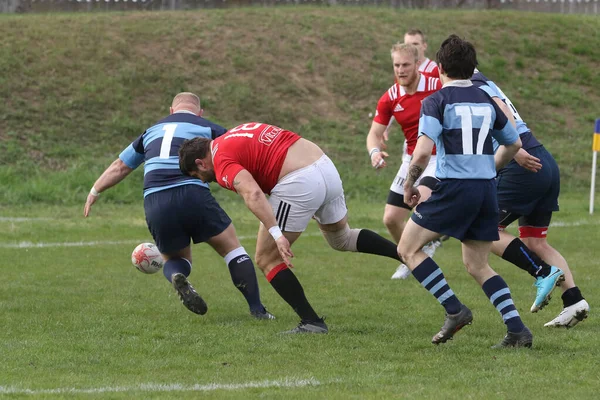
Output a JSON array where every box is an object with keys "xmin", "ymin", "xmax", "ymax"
[
  {"xmin": 0, "ymin": 239, "xmax": 146, "ymax": 249},
  {"xmin": 0, "ymin": 378, "xmax": 322, "ymax": 395},
  {"xmin": 548, "ymin": 219, "xmax": 600, "ymax": 227},
  {"xmin": 0, "ymin": 219, "xmax": 598, "ymax": 249},
  {"xmin": 0, "ymin": 217, "xmax": 54, "ymax": 221}
]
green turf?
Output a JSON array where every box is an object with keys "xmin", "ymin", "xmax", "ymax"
[
  {"xmin": 1, "ymin": 7, "xmax": 600, "ymax": 205},
  {"xmin": 0, "ymin": 196, "xmax": 598, "ymax": 399}
]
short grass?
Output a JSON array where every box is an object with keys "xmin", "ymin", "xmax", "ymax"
[
  {"xmin": 1, "ymin": 195, "xmax": 599, "ymax": 399},
  {"xmin": 1, "ymin": 7, "xmax": 600, "ymax": 205}
]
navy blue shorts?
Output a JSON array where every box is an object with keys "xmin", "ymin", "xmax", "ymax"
[
  {"xmin": 412, "ymin": 179, "xmax": 499, "ymax": 242},
  {"xmin": 144, "ymin": 185, "xmax": 232, "ymax": 254},
  {"xmin": 497, "ymin": 145, "xmax": 560, "ymax": 217}
]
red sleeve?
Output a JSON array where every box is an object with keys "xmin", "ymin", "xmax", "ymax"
[
  {"xmin": 373, "ymin": 91, "xmax": 393, "ymax": 125},
  {"xmin": 212, "ymin": 146, "xmax": 245, "ymax": 193}
]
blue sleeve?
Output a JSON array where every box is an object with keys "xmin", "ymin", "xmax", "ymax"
[
  {"xmin": 211, "ymin": 123, "xmax": 228, "ymax": 139},
  {"xmin": 491, "ymin": 120, "xmax": 519, "ymax": 146},
  {"xmin": 118, "ymin": 133, "xmax": 145, "ymax": 169},
  {"xmin": 490, "ymin": 98, "xmax": 512, "ymax": 132},
  {"xmin": 418, "ymin": 96, "xmax": 443, "ymax": 142},
  {"xmin": 476, "ymin": 83, "xmax": 499, "ymax": 99}
]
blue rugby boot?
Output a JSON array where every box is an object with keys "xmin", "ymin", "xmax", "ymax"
[{"xmin": 531, "ymin": 266, "xmax": 565, "ymax": 313}]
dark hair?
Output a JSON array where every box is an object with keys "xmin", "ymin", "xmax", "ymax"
[
  {"xmin": 436, "ymin": 34, "xmax": 478, "ymax": 79},
  {"xmin": 178, "ymin": 137, "xmax": 212, "ymax": 175}
]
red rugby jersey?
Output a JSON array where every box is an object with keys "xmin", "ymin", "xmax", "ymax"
[
  {"xmin": 211, "ymin": 122, "xmax": 300, "ymax": 195},
  {"xmin": 374, "ymin": 74, "xmax": 441, "ymax": 155}
]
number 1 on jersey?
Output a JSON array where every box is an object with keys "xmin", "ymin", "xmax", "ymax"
[{"xmin": 160, "ymin": 124, "xmax": 177, "ymax": 159}]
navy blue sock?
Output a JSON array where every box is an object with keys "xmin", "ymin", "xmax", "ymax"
[
  {"xmin": 226, "ymin": 248, "xmax": 264, "ymax": 313},
  {"xmin": 412, "ymin": 258, "xmax": 462, "ymax": 314},
  {"xmin": 163, "ymin": 258, "xmax": 192, "ymax": 283},
  {"xmin": 482, "ymin": 275, "xmax": 526, "ymax": 333}
]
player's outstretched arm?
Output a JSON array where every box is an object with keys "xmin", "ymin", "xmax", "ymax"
[
  {"xmin": 83, "ymin": 158, "xmax": 134, "ymax": 217},
  {"xmin": 232, "ymin": 169, "xmax": 294, "ymax": 267}
]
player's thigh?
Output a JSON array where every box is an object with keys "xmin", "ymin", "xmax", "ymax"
[
  {"xmin": 255, "ymin": 223, "xmax": 302, "ymax": 269},
  {"xmin": 383, "ymin": 203, "xmax": 411, "ymax": 224},
  {"xmin": 206, "ymin": 223, "xmax": 241, "ymax": 257},
  {"xmin": 461, "ymin": 240, "xmax": 492, "ymax": 271},
  {"xmin": 398, "ymin": 218, "xmax": 440, "ymax": 256},
  {"xmin": 518, "ymin": 209, "xmax": 553, "ymax": 240}
]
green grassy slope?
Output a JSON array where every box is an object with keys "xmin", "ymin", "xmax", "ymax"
[{"xmin": 1, "ymin": 8, "xmax": 599, "ymax": 205}]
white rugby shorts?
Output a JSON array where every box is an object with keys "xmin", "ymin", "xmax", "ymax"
[
  {"xmin": 390, "ymin": 154, "xmax": 437, "ymax": 195},
  {"xmin": 268, "ymin": 155, "xmax": 347, "ymax": 232}
]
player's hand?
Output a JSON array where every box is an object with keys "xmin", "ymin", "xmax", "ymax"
[
  {"xmin": 404, "ymin": 186, "xmax": 420, "ymax": 208},
  {"xmin": 383, "ymin": 128, "xmax": 391, "ymax": 143},
  {"xmin": 275, "ymin": 236, "xmax": 294, "ymax": 268},
  {"xmin": 514, "ymin": 149, "xmax": 542, "ymax": 173},
  {"xmin": 83, "ymin": 193, "xmax": 98, "ymax": 217},
  {"xmin": 371, "ymin": 150, "xmax": 389, "ymax": 170}
]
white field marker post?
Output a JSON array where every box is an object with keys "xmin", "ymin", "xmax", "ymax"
[{"xmin": 590, "ymin": 118, "xmax": 600, "ymax": 214}]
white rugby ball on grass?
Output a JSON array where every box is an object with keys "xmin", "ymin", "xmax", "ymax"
[{"xmin": 131, "ymin": 243, "xmax": 163, "ymax": 274}]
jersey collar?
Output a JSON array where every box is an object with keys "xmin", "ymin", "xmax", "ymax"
[
  {"xmin": 418, "ymin": 58, "xmax": 431, "ymax": 72},
  {"xmin": 173, "ymin": 110, "xmax": 198, "ymax": 115},
  {"xmin": 442, "ymin": 79, "xmax": 473, "ymax": 88},
  {"xmin": 399, "ymin": 74, "xmax": 426, "ymax": 96}
]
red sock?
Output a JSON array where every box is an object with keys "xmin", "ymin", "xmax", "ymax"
[{"xmin": 266, "ymin": 263, "xmax": 288, "ymax": 282}]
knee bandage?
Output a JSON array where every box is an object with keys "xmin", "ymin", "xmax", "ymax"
[{"xmin": 321, "ymin": 226, "xmax": 361, "ymax": 252}]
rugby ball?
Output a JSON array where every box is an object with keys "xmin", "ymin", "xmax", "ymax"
[{"xmin": 131, "ymin": 243, "xmax": 163, "ymax": 274}]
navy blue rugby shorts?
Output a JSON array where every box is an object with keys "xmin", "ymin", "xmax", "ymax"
[
  {"xmin": 496, "ymin": 145, "xmax": 560, "ymax": 217},
  {"xmin": 144, "ymin": 185, "xmax": 231, "ymax": 254},
  {"xmin": 411, "ymin": 178, "xmax": 499, "ymax": 242}
]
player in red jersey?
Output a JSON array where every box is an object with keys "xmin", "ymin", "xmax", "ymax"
[
  {"xmin": 383, "ymin": 30, "xmax": 440, "ymax": 166},
  {"xmin": 179, "ymin": 123, "xmax": 405, "ymax": 334},
  {"xmin": 404, "ymin": 29, "xmax": 440, "ymax": 79},
  {"xmin": 366, "ymin": 43, "xmax": 442, "ymax": 280}
]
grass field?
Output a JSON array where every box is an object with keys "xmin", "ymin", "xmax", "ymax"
[{"xmin": 1, "ymin": 195, "xmax": 599, "ymax": 399}]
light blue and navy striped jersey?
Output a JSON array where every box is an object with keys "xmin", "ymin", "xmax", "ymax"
[
  {"xmin": 418, "ymin": 80, "xmax": 519, "ymax": 180},
  {"xmin": 119, "ymin": 111, "xmax": 227, "ymax": 197},
  {"xmin": 471, "ymin": 71, "xmax": 541, "ymax": 150}
]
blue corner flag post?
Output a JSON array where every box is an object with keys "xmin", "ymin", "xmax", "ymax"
[{"xmin": 591, "ymin": 118, "xmax": 600, "ymax": 214}]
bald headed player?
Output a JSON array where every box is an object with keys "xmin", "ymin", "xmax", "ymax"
[{"xmin": 84, "ymin": 92, "xmax": 274, "ymax": 320}]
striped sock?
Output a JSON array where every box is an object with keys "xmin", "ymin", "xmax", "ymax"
[
  {"xmin": 412, "ymin": 258, "xmax": 462, "ymax": 315},
  {"xmin": 482, "ymin": 275, "xmax": 525, "ymax": 333}
]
